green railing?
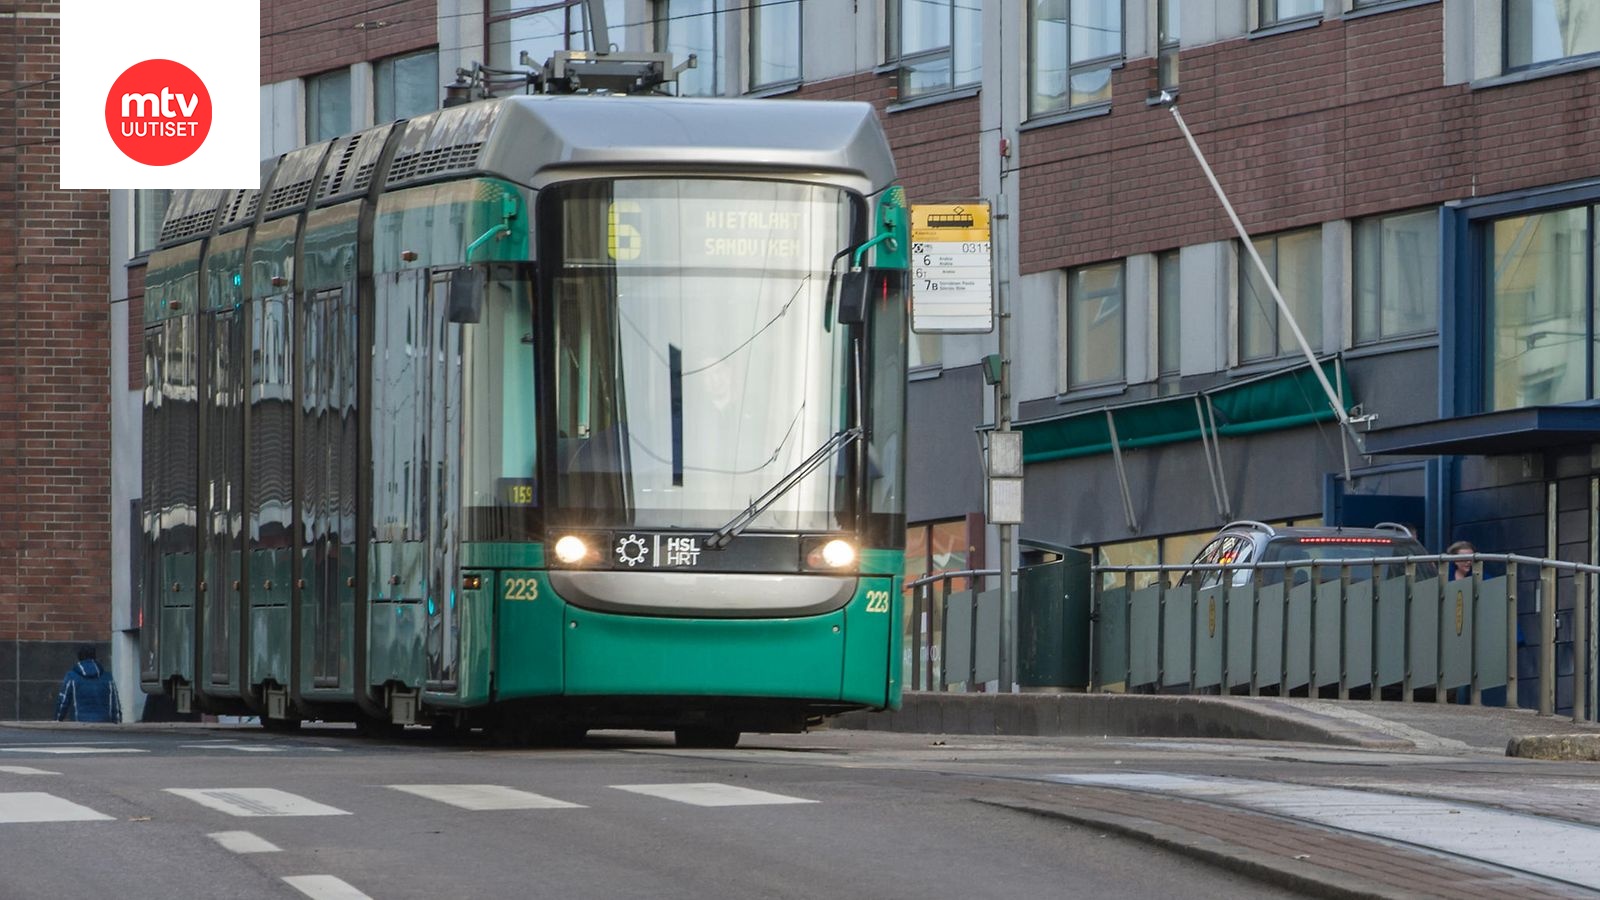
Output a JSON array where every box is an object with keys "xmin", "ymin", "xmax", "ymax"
[{"xmin": 1092, "ymin": 553, "xmax": 1597, "ymax": 724}]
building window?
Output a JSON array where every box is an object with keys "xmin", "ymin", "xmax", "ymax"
[
  {"xmin": 887, "ymin": 0, "xmax": 981, "ymax": 100},
  {"xmin": 305, "ymin": 68, "xmax": 351, "ymax": 143},
  {"xmin": 655, "ymin": 0, "xmax": 723, "ymax": 96},
  {"xmin": 1239, "ymin": 228, "xmax": 1321, "ymax": 363},
  {"xmin": 1259, "ymin": 0, "xmax": 1321, "ymax": 28},
  {"xmin": 1063, "ymin": 261, "xmax": 1125, "ymax": 390},
  {"xmin": 1354, "ymin": 209, "xmax": 1438, "ymax": 345},
  {"xmin": 1158, "ymin": 0, "xmax": 1179, "ymax": 90},
  {"xmin": 749, "ymin": 0, "xmax": 801, "ymax": 90},
  {"xmin": 1486, "ymin": 204, "xmax": 1593, "ymax": 411},
  {"xmin": 133, "ymin": 189, "xmax": 172, "ymax": 257},
  {"xmin": 1505, "ymin": 0, "xmax": 1600, "ymax": 71},
  {"xmin": 487, "ymin": 0, "xmax": 624, "ymax": 70},
  {"xmin": 375, "ymin": 49, "xmax": 440, "ymax": 123},
  {"xmin": 1029, "ymin": 0, "xmax": 1122, "ymax": 117},
  {"xmin": 1157, "ymin": 250, "xmax": 1180, "ymax": 376}
]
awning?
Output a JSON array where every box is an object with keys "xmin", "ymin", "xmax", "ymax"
[
  {"xmin": 1019, "ymin": 359, "xmax": 1352, "ymax": 464},
  {"xmin": 1362, "ymin": 405, "xmax": 1600, "ymax": 456}
]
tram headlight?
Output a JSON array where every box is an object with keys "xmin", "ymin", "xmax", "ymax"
[
  {"xmin": 553, "ymin": 535, "xmax": 590, "ymax": 565},
  {"xmin": 806, "ymin": 538, "xmax": 856, "ymax": 569}
]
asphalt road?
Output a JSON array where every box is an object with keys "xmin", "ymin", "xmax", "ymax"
[
  {"xmin": 0, "ymin": 723, "xmax": 1297, "ymax": 900},
  {"xmin": 5, "ymin": 722, "xmax": 1598, "ymax": 899}
]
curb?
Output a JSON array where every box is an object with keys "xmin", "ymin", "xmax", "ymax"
[
  {"xmin": 1506, "ymin": 733, "xmax": 1600, "ymax": 761},
  {"xmin": 829, "ymin": 692, "xmax": 1410, "ymax": 748},
  {"xmin": 981, "ymin": 798, "xmax": 1398, "ymax": 900}
]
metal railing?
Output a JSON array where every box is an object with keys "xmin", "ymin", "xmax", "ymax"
[
  {"xmin": 1091, "ymin": 553, "xmax": 1596, "ymax": 724},
  {"xmin": 901, "ymin": 554, "xmax": 1600, "ymax": 724},
  {"xmin": 904, "ymin": 568, "xmax": 1001, "ymax": 691}
]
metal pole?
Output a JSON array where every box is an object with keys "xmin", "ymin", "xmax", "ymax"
[
  {"xmin": 1403, "ymin": 561, "xmax": 1415, "ymax": 702},
  {"xmin": 1575, "ymin": 570, "xmax": 1587, "ymax": 725},
  {"xmin": 1471, "ymin": 559, "xmax": 1483, "ymax": 706},
  {"xmin": 995, "ymin": 186, "xmax": 1015, "ymax": 693},
  {"xmin": 1541, "ymin": 566, "xmax": 1557, "ymax": 717},
  {"xmin": 1506, "ymin": 561, "xmax": 1519, "ymax": 709},
  {"xmin": 1436, "ymin": 568, "xmax": 1447, "ymax": 705},
  {"xmin": 1161, "ymin": 98, "xmax": 1363, "ymax": 460}
]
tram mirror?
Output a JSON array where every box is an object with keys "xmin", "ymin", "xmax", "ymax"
[
  {"xmin": 837, "ymin": 268, "xmax": 870, "ymax": 326},
  {"xmin": 446, "ymin": 267, "xmax": 484, "ymax": 324}
]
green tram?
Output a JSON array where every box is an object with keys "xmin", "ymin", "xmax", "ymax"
[{"xmin": 139, "ymin": 94, "xmax": 910, "ymax": 747}]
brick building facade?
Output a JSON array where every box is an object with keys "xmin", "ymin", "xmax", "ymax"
[
  {"xmin": 20, "ymin": 0, "xmax": 1597, "ymax": 718},
  {"xmin": 1, "ymin": 1, "xmax": 112, "ymax": 719}
]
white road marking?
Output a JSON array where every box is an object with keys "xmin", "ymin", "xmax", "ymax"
[
  {"xmin": 209, "ymin": 830, "xmax": 281, "ymax": 853},
  {"xmin": 387, "ymin": 784, "xmax": 584, "ymax": 811},
  {"xmin": 179, "ymin": 743, "xmax": 286, "ymax": 752},
  {"xmin": 0, "ymin": 746, "xmax": 147, "ymax": 755},
  {"xmin": 166, "ymin": 788, "xmax": 351, "ymax": 817},
  {"xmin": 611, "ymin": 782, "xmax": 816, "ymax": 807},
  {"xmin": 283, "ymin": 875, "xmax": 373, "ymax": 900},
  {"xmin": 1050, "ymin": 773, "xmax": 1600, "ymax": 888},
  {"xmin": 0, "ymin": 792, "xmax": 114, "ymax": 824},
  {"xmin": 0, "ymin": 766, "xmax": 57, "ymax": 775}
]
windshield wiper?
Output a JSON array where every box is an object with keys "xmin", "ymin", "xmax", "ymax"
[{"xmin": 705, "ymin": 426, "xmax": 862, "ymax": 551}]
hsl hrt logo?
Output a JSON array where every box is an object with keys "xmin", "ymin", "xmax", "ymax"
[{"xmin": 103, "ymin": 59, "xmax": 212, "ymax": 167}]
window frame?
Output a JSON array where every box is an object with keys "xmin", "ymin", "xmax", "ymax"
[
  {"xmin": 1503, "ymin": 0, "xmax": 1600, "ymax": 73},
  {"xmin": 133, "ymin": 189, "xmax": 172, "ymax": 258},
  {"xmin": 1061, "ymin": 259, "xmax": 1127, "ymax": 392},
  {"xmin": 1028, "ymin": 0, "xmax": 1124, "ymax": 119},
  {"xmin": 374, "ymin": 48, "xmax": 441, "ymax": 124},
  {"xmin": 1156, "ymin": 249, "xmax": 1181, "ymax": 377},
  {"xmin": 485, "ymin": 0, "xmax": 621, "ymax": 71},
  {"xmin": 305, "ymin": 68, "xmax": 353, "ymax": 144},
  {"xmin": 1352, "ymin": 207, "xmax": 1440, "ymax": 346},
  {"xmin": 747, "ymin": 0, "xmax": 802, "ymax": 93},
  {"xmin": 886, "ymin": 0, "xmax": 981, "ymax": 102},
  {"xmin": 654, "ymin": 0, "xmax": 723, "ymax": 96},
  {"xmin": 1258, "ymin": 0, "xmax": 1324, "ymax": 30},
  {"xmin": 1157, "ymin": 0, "xmax": 1179, "ymax": 90},
  {"xmin": 1237, "ymin": 227, "xmax": 1323, "ymax": 364}
]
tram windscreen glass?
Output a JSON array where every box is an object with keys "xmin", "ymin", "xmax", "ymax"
[{"xmin": 550, "ymin": 179, "xmax": 854, "ymax": 531}]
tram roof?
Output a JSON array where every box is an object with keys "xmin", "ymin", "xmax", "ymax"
[
  {"xmin": 155, "ymin": 94, "xmax": 896, "ymax": 251},
  {"xmin": 405, "ymin": 94, "xmax": 897, "ymax": 194}
]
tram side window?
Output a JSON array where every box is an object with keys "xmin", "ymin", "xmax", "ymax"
[{"xmin": 462, "ymin": 268, "xmax": 540, "ymax": 540}]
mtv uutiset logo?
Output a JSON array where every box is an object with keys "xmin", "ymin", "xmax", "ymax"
[
  {"xmin": 105, "ymin": 60, "xmax": 213, "ymax": 166},
  {"xmin": 60, "ymin": 2, "xmax": 259, "ymax": 189}
]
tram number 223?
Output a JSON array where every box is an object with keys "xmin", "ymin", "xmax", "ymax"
[
  {"xmin": 505, "ymin": 577, "xmax": 540, "ymax": 601},
  {"xmin": 864, "ymin": 590, "xmax": 891, "ymax": 613}
]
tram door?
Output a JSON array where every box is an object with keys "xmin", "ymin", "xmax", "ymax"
[
  {"xmin": 201, "ymin": 305, "xmax": 244, "ymax": 693},
  {"xmin": 141, "ymin": 319, "xmax": 200, "ymax": 691},
  {"xmin": 248, "ymin": 291, "xmax": 295, "ymax": 692},
  {"xmin": 301, "ymin": 286, "xmax": 359, "ymax": 691}
]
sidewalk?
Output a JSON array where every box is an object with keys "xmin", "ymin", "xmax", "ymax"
[
  {"xmin": 831, "ymin": 693, "xmax": 1600, "ymax": 898},
  {"xmin": 829, "ymin": 691, "xmax": 1600, "ymax": 757}
]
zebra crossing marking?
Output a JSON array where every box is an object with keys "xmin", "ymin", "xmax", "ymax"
[
  {"xmin": 610, "ymin": 782, "xmax": 816, "ymax": 807},
  {"xmin": 180, "ymin": 742, "xmax": 286, "ymax": 753},
  {"xmin": 166, "ymin": 788, "xmax": 351, "ymax": 817},
  {"xmin": 387, "ymin": 784, "xmax": 585, "ymax": 811},
  {"xmin": 0, "ymin": 746, "xmax": 146, "ymax": 755},
  {"xmin": 0, "ymin": 791, "xmax": 114, "ymax": 824},
  {"xmin": 0, "ymin": 766, "xmax": 57, "ymax": 775},
  {"xmin": 283, "ymin": 875, "xmax": 373, "ymax": 900},
  {"xmin": 209, "ymin": 830, "xmax": 281, "ymax": 853}
]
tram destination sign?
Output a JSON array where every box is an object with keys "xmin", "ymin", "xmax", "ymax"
[{"xmin": 910, "ymin": 202, "xmax": 994, "ymax": 334}]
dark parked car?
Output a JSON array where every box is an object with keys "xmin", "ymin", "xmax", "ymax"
[{"xmin": 1180, "ymin": 521, "xmax": 1435, "ymax": 588}]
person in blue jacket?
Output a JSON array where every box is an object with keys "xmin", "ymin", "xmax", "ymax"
[{"xmin": 54, "ymin": 645, "xmax": 121, "ymax": 723}]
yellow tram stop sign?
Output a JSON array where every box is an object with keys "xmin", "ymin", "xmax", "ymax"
[{"xmin": 910, "ymin": 202, "xmax": 994, "ymax": 334}]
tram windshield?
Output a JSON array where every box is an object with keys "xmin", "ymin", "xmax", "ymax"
[{"xmin": 547, "ymin": 178, "xmax": 856, "ymax": 531}]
